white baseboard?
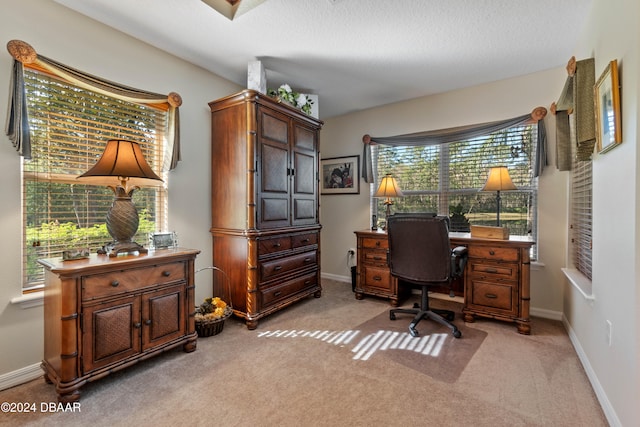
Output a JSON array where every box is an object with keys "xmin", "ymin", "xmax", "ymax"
[
  {"xmin": 562, "ymin": 315, "xmax": 621, "ymax": 427},
  {"xmin": 0, "ymin": 363, "xmax": 42, "ymax": 391}
]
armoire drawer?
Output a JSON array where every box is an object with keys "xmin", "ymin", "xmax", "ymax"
[
  {"xmin": 260, "ymin": 250, "xmax": 317, "ymax": 281},
  {"xmin": 260, "ymin": 273, "xmax": 318, "ymax": 308}
]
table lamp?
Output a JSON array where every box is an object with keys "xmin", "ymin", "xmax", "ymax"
[
  {"xmin": 481, "ymin": 166, "xmax": 517, "ymax": 226},
  {"xmin": 77, "ymin": 139, "xmax": 163, "ymax": 257},
  {"xmin": 374, "ymin": 173, "xmax": 403, "ymax": 225}
]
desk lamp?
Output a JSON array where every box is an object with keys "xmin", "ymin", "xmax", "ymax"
[
  {"xmin": 481, "ymin": 166, "xmax": 517, "ymax": 227},
  {"xmin": 374, "ymin": 173, "xmax": 403, "ymax": 226},
  {"xmin": 77, "ymin": 139, "xmax": 163, "ymax": 257}
]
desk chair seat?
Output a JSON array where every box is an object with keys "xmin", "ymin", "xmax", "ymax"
[{"xmin": 387, "ymin": 215, "xmax": 468, "ymax": 338}]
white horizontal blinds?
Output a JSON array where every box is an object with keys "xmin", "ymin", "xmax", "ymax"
[
  {"xmin": 375, "ymin": 123, "xmax": 538, "ymax": 238},
  {"xmin": 570, "ymin": 149, "xmax": 593, "ymax": 279},
  {"xmin": 22, "ymin": 69, "xmax": 168, "ymax": 289}
]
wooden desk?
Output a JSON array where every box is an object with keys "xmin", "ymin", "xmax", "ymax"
[{"xmin": 354, "ymin": 230, "xmax": 534, "ymax": 334}]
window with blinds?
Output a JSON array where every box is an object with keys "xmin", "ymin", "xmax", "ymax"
[
  {"xmin": 372, "ymin": 123, "xmax": 538, "ymax": 251},
  {"xmin": 570, "ymin": 146, "xmax": 593, "ymax": 279},
  {"xmin": 22, "ymin": 68, "xmax": 168, "ymax": 291}
]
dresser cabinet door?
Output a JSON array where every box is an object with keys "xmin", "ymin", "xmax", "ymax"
[
  {"xmin": 82, "ymin": 295, "xmax": 141, "ymax": 374},
  {"xmin": 142, "ymin": 283, "xmax": 186, "ymax": 351}
]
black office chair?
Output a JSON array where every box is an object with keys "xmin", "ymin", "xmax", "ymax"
[{"xmin": 387, "ymin": 215, "xmax": 468, "ymax": 338}]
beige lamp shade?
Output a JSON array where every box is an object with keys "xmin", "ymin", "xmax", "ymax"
[
  {"xmin": 481, "ymin": 166, "xmax": 516, "ymax": 227},
  {"xmin": 481, "ymin": 166, "xmax": 517, "ymax": 192},
  {"xmin": 374, "ymin": 173, "xmax": 404, "ymax": 202}
]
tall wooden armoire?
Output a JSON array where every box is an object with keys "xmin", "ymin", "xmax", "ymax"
[{"xmin": 209, "ymin": 90, "xmax": 323, "ymax": 329}]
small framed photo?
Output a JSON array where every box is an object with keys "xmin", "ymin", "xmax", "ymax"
[
  {"xmin": 321, "ymin": 155, "xmax": 360, "ymax": 195},
  {"xmin": 149, "ymin": 232, "xmax": 177, "ymax": 249},
  {"xmin": 595, "ymin": 59, "xmax": 622, "ymax": 153}
]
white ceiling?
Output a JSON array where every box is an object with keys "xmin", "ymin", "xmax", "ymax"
[{"xmin": 53, "ymin": 0, "xmax": 593, "ymax": 119}]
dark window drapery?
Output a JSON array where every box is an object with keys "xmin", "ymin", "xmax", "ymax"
[
  {"xmin": 4, "ymin": 39, "xmax": 182, "ymax": 171},
  {"xmin": 361, "ymin": 107, "xmax": 548, "ymax": 184}
]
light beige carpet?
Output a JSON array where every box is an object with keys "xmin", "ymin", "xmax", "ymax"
[{"xmin": 0, "ymin": 280, "xmax": 608, "ymax": 427}]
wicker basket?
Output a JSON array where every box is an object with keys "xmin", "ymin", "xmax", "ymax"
[
  {"xmin": 194, "ymin": 266, "xmax": 233, "ymax": 338},
  {"xmin": 195, "ymin": 307, "xmax": 232, "ymax": 337}
]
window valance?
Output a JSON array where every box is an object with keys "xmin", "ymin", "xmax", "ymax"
[
  {"xmin": 4, "ymin": 39, "xmax": 182, "ymax": 171},
  {"xmin": 361, "ymin": 106, "xmax": 547, "ymax": 183}
]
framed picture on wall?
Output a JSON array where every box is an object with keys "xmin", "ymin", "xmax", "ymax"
[
  {"xmin": 320, "ymin": 155, "xmax": 360, "ymax": 194},
  {"xmin": 595, "ymin": 59, "xmax": 622, "ymax": 153}
]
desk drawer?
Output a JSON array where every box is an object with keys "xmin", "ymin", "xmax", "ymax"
[
  {"xmin": 363, "ymin": 250, "xmax": 388, "ymax": 266},
  {"xmin": 362, "ymin": 266, "xmax": 393, "ymax": 292},
  {"xmin": 467, "ymin": 278, "xmax": 517, "ymax": 315},
  {"xmin": 362, "ymin": 237, "xmax": 388, "ymax": 250},
  {"xmin": 82, "ymin": 262, "xmax": 185, "ymax": 301},
  {"xmin": 469, "ymin": 261, "xmax": 517, "ymax": 281},
  {"xmin": 468, "ymin": 246, "xmax": 519, "ymax": 262}
]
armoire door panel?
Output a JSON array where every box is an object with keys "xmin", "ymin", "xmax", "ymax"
[
  {"xmin": 294, "ymin": 125, "xmax": 315, "ymax": 151},
  {"xmin": 260, "ymin": 110, "xmax": 289, "ymax": 144},
  {"xmin": 293, "ymin": 198, "xmax": 316, "ymax": 222},
  {"xmin": 261, "ymin": 143, "xmax": 289, "ymax": 193}
]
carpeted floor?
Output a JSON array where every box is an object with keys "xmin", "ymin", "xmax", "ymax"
[{"xmin": 0, "ymin": 279, "xmax": 608, "ymax": 427}]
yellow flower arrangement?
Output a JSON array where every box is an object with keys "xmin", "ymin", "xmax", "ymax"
[{"xmin": 195, "ymin": 296, "xmax": 232, "ymax": 321}]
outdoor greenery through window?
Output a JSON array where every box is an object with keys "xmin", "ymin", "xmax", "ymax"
[
  {"xmin": 22, "ymin": 68, "xmax": 168, "ymax": 290},
  {"xmin": 371, "ymin": 123, "xmax": 538, "ymax": 254}
]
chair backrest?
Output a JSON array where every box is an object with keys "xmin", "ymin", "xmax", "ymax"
[{"xmin": 387, "ymin": 215, "xmax": 451, "ymax": 285}]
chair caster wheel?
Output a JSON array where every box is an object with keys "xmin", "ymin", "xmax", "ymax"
[
  {"xmin": 453, "ymin": 330, "xmax": 462, "ymax": 339},
  {"xmin": 446, "ymin": 313, "xmax": 455, "ymax": 321},
  {"xmin": 390, "ymin": 312, "xmax": 396, "ymax": 320},
  {"xmin": 409, "ymin": 328, "xmax": 419, "ymax": 337},
  {"xmin": 413, "ymin": 302, "xmax": 420, "ymax": 309}
]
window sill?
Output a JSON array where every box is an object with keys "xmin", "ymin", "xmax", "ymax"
[
  {"xmin": 561, "ymin": 268, "xmax": 594, "ymax": 301},
  {"xmin": 10, "ymin": 291, "xmax": 44, "ymax": 309}
]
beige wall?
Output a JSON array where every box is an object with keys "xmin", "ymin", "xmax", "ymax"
[
  {"xmin": 0, "ymin": 0, "xmax": 240, "ymax": 378},
  {"xmin": 320, "ymin": 68, "xmax": 569, "ymax": 316}
]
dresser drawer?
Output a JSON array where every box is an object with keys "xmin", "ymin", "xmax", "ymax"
[
  {"xmin": 363, "ymin": 250, "xmax": 388, "ymax": 266},
  {"xmin": 362, "ymin": 236, "xmax": 388, "ymax": 250},
  {"xmin": 258, "ymin": 236, "xmax": 292, "ymax": 256},
  {"xmin": 82, "ymin": 262, "xmax": 186, "ymax": 301},
  {"xmin": 467, "ymin": 278, "xmax": 517, "ymax": 315},
  {"xmin": 468, "ymin": 261, "xmax": 518, "ymax": 280},
  {"xmin": 362, "ymin": 265, "xmax": 393, "ymax": 292},
  {"xmin": 260, "ymin": 250, "xmax": 317, "ymax": 281},
  {"xmin": 261, "ymin": 272, "xmax": 318, "ymax": 308},
  {"xmin": 291, "ymin": 232, "xmax": 318, "ymax": 249}
]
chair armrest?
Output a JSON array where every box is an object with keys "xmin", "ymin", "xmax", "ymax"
[{"xmin": 451, "ymin": 246, "xmax": 468, "ymax": 278}]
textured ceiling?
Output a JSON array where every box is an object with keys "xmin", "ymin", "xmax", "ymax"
[{"xmin": 53, "ymin": 0, "xmax": 593, "ymax": 119}]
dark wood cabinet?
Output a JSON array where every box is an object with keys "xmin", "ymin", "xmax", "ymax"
[
  {"xmin": 209, "ymin": 90, "xmax": 323, "ymax": 330},
  {"xmin": 38, "ymin": 248, "xmax": 200, "ymax": 402}
]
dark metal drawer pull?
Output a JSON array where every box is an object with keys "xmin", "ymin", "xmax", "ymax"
[
  {"xmin": 162, "ymin": 271, "xmax": 171, "ymax": 277},
  {"xmin": 302, "ymin": 238, "xmax": 310, "ymax": 243},
  {"xmin": 485, "ymin": 268, "xmax": 498, "ymax": 273},
  {"xmin": 485, "ymin": 293, "xmax": 498, "ymax": 299},
  {"xmin": 489, "ymin": 250, "xmax": 496, "ymax": 256},
  {"xmin": 375, "ymin": 241, "xmax": 381, "ymax": 246},
  {"xmin": 274, "ymin": 266, "xmax": 282, "ymax": 271},
  {"xmin": 133, "ymin": 322, "xmax": 141, "ymax": 328},
  {"xmin": 373, "ymin": 256, "xmax": 382, "ymax": 261},
  {"xmin": 373, "ymin": 275, "xmax": 382, "ymax": 281},
  {"xmin": 304, "ymin": 258, "xmax": 311, "ymax": 263},
  {"xmin": 273, "ymin": 242, "xmax": 281, "ymax": 248},
  {"xmin": 274, "ymin": 291, "xmax": 282, "ymax": 297},
  {"xmin": 111, "ymin": 280, "xmax": 119, "ymax": 287},
  {"xmin": 144, "ymin": 319, "xmax": 152, "ymax": 325}
]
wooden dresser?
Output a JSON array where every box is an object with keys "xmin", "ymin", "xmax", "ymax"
[
  {"xmin": 353, "ymin": 230, "xmax": 534, "ymax": 334},
  {"xmin": 209, "ymin": 90, "xmax": 323, "ymax": 330},
  {"xmin": 38, "ymin": 248, "xmax": 200, "ymax": 402}
]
